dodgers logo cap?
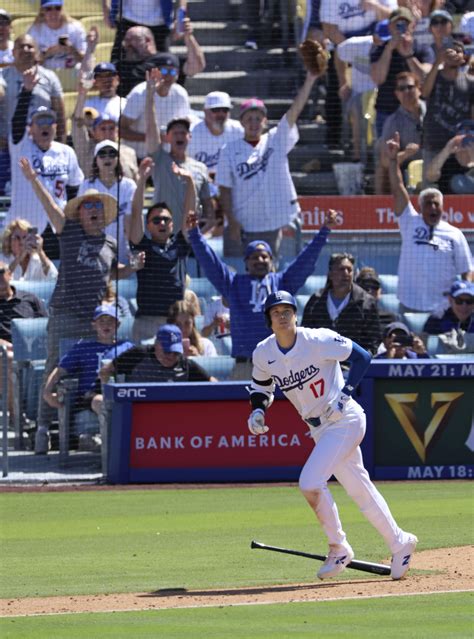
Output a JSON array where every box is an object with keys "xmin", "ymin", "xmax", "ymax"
[
  {"xmin": 93, "ymin": 305, "xmax": 118, "ymax": 321},
  {"xmin": 156, "ymin": 324, "xmax": 183, "ymax": 353},
  {"xmin": 448, "ymin": 281, "xmax": 474, "ymax": 298},
  {"xmin": 244, "ymin": 240, "xmax": 273, "ymax": 260}
]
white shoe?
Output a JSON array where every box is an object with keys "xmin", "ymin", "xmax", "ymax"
[
  {"xmin": 34, "ymin": 426, "xmax": 50, "ymax": 455},
  {"xmin": 317, "ymin": 545, "xmax": 354, "ymax": 579},
  {"xmin": 391, "ymin": 534, "xmax": 418, "ymax": 580}
]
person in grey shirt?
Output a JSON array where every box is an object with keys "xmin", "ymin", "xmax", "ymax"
[
  {"xmin": 0, "ymin": 34, "xmax": 65, "ymax": 142},
  {"xmin": 144, "ymin": 69, "xmax": 215, "ymax": 233},
  {"xmin": 19, "ymin": 157, "xmax": 141, "ymax": 454}
]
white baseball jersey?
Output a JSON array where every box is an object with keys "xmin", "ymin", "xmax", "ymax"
[
  {"xmin": 122, "ymin": 82, "xmax": 190, "ymax": 158},
  {"xmin": 336, "ymin": 36, "xmax": 376, "ymax": 94},
  {"xmin": 216, "ymin": 115, "xmax": 300, "ymax": 232},
  {"xmin": 78, "ymin": 177, "xmax": 136, "ymax": 262},
  {"xmin": 252, "ymin": 327, "xmax": 352, "ymax": 421},
  {"xmin": 188, "ymin": 118, "xmax": 243, "ymax": 170},
  {"xmin": 27, "ymin": 20, "xmax": 87, "ymax": 69},
  {"xmin": 397, "ymin": 203, "xmax": 473, "ymax": 311},
  {"xmin": 8, "ymin": 133, "xmax": 84, "ymax": 233},
  {"xmin": 319, "ymin": 0, "xmax": 396, "ymax": 34}
]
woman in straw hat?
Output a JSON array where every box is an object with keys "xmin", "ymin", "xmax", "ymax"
[{"xmin": 19, "ymin": 156, "xmax": 144, "ymax": 454}]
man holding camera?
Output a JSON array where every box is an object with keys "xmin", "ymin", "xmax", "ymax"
[
  {"xmin": 375, "ymin": 321, "xmax": 428, "ymax": 359},
  {"xmin": 370, "ymin": 7, "xmax": 434, "ymax": 136}
]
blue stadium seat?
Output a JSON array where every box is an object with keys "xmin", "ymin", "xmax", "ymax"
[
  {"xmin": 297, "ymin": 275, "xmax": 327, "ymax": 296},
  {"xmin": 11, "ymin": 280, "xmax": 55, "ymax": 306},
  {"xmin": 378, "ymin": 294, "xmax": 400, "ymax": 315},
  {"xmin": 187, "ymin": 277, "xmax": 219, "ymax": 299},
  {"xmin": 11, "ymin": 318, "xmax": 49, "ymax": 437},
  {"xmin": 426, "ymin": 335, "xmax": 441, "ymax": 355},
  {"xmin": 403, "ymin": 312, "xmax": 430, "ymax": 335},
  {"xmin": 379, "ymin": 274, "xmax": 398, "ymax": 295},
  {"xmin": 116, "ymin": 276, "xmax": 137, "ymax": 301},
  {"xmin": 189, "ymin": 355, "xmax": 236, "ymax": 380}
]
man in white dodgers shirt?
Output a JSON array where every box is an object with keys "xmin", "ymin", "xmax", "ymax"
[
  {"xmin": 386, "ymin": 131, "xmax": 473, "ymax": 313},
  {"xmin": 188, "ymin": 91, "xmax": 243, "ymax": 174},
  {"xmin": 8, "ymin": 94, "xmax": 83, "ymax": 236}
]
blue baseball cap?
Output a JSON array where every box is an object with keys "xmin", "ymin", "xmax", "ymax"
[
  {"xmin": 93, "ymin": 62, "xmax": 118, "ymax": 76},
  {"xmin": 92, "ymin": 112, "xmax": 118, "ymax": 128},
  {"xmin": 28, "ymin": 105, "xmax": 57, "ymax": 125},
  {"xmin": 448, "ymin": 281, "xmax": 474, "ymax": 298},
  {"xmin": 244, "ymin": 240, "xmax": 273, "ymax": 260},
  {"xmin": 92, "ymin": 305, "xmax": 118, "ymax": 321},
  {"xmin": 41, "ymin": 0, "xmax": 63, "ymax": 7},
  {"xmin": 156, "ymin": 324, "xmax": 183, "ymax": 353}
]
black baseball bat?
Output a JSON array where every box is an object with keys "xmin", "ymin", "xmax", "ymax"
[{"xmin": 250, "ymin": 540, "xmax": 391, "ymax": 576}]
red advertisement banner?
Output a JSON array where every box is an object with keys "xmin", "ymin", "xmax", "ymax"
[
  {"xmin": 129, "ymin": 400, "xmax": 314, "ymax": 469},
  {"xmin": 298, "ymin": 195, "xmax": 474, "ymax": 231}
]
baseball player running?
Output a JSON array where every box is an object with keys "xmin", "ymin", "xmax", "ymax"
[{"xmin": 248, "ymin": 291, "xmax": 418, "ymax": 580}]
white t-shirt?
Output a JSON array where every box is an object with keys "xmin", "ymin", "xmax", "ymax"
[
  {"xmin": 216, "ymin": 115, "xmax": 300, "ymax": 232},
  {"xmin": 252, "ymin": 326, "xmax": 352, "ymax": 421},
  {"xmin": 122, "ymin": 0, "xmax": 164, "ymax": 26},
  {"xmin": 84, "ymin": 95, "xmax": 127, "ymax": 121},
  {"xmin": 320, "ymin": 0, "xmax": 396, "ymax": 35},
  {"xmin": 8, "ymin": 134, "xmax": 84, "ymax": 233},
  {"xmin": 188, "ymin": 118, "xmax": 244, "ymax": 171},
  {"xmin": 337, "ymin": 36, "xmax": 376, "ymax": 94},
  {"xmin": 0, "ymin": 251, "xmax": 58, "ymax": 281},
  {"xmin": 0, "ymin": 42, "xmax": 13, "ymax": 67},
  {"xmin": 28, "ymin": 20, "xmax": 87, "ymax": 69},
  {"xmin": 199, "ymin": 337, "xmax": 218, "ymax": 357},
  {"xmin": 78, "ymin": 177, "xmax": 136, "ymax": 263},
  {"xmin": 122, "ymin": 82, "xmax": 190, "ymax": 158},
  {"xmin": 397, "ymin": 203, "xmax": 474, "ymax": 311}
]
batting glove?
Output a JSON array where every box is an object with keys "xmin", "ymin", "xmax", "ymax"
[
  {"xmin": 321, "ymin": 387, "xmax": 352, "ymax": 424},
  {"xmin": 248, "ymin": 409, "xmax": 269, "ymax": 435}
]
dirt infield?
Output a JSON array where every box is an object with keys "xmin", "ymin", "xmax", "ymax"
[{"xmin": 1, "ymin": 546, "xmax": 472, "ymax": 617}]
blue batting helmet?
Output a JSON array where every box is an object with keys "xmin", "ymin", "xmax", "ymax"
[{"xmin": 264, "ymin": 291, "xmax": 297, "ymax": 328}]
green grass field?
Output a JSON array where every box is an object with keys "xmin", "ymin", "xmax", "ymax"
[{"xmin": 0, "ymin": 481, "xmax": 472, "ymax": 637}]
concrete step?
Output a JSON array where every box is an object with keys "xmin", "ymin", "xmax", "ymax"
[
  {"xmin": 187, "ymin": 0, "xmax": 240, "ymax": 23},
  {"xmin": 288, "ymin": 144, "xmax": 346, "ymax": 173},
  {"xmin": 186, "ymin": 68, "xmax": 303, "ymax": 100},
  {"xmin": 292, "ymin": 171, "xmax": 339, "ymax": 195},
  {"xmin": 172, "ymin": 44, "xmax": 300, "ymax": 73},
  {"xmin": 189, "ymin": 21, "xmax": 247, "ymax": 46}
]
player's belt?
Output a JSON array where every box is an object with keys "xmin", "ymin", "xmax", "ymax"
[{"xmin": 305, "ymin": 417, "xmax": 322, "ymax": 428}]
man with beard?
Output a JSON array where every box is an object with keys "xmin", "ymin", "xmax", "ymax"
[{"xmin": 386, "ymin": 132, "xmax": 473, "ymax": 313}]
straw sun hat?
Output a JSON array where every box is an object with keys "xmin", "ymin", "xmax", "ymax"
[{"xmin": 64, "ymin": 190, "xmax": 118, "ymax": 227}]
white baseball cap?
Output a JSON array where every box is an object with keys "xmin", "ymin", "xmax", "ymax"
[
  {"xmin": 94, "ymin": 140, "xmax": 119, "ymax": 156},
  {"xmin": 204, "ymin": 91, "xmax": 232, "ymax": 110}
]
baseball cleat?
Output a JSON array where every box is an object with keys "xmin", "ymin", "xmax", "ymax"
[
  {"xmin": 317, "ymin": 545, "xmax": 354, "ymax": 579},
  {"xmin": 391, "ymin": 534, "xmax": 418, "ymax": 580}
]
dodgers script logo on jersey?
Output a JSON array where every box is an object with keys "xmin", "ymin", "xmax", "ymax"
[
  {"xmin": 273, "ymin": 364, "xmax": 321, "ymax": 392},
  {"xmin": 338, "ymin": 2, "xmax": 366, "ymax": 20},
  {"xmin": 194, "ymin": 149, "xmax": 221, "ymax": 169},
  {"xmin": 32, "ymin": 155, "xmax": 69, "ymax": 180},
  {"xmin": 237, "ymin": 148, "xmax": 274, "ymax": 180},
  {"xmin": 413, "ymin": 227, "xmax": 454, "ymax": 252}
]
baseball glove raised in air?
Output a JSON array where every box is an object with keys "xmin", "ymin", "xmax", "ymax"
[{"xmin": 298, "ymin": 38, "xmax": 329, "ymax": 76}]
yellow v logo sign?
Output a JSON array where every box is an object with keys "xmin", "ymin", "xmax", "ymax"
[{"xmin": 385, "ymin": 393, "xmax": 464, "ymax": 462}]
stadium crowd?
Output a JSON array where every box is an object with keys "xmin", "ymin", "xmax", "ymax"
[{"xmin": 0, "ymin": 0, "xmax": 472, "ymax": 455}]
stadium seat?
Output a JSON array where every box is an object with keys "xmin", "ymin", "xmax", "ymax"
[
  {"xmin": 426, "ymin": 335, "xmax": 441, "ymax": 356},
  {"xmin": 188, "ymin": 355, "xmax": 236, "ymax": 380},
  {"xmin": 10, "ymin": 317, "xmax": 48, "ymax": 446},
  {"xmin": 11, "ymin": 16, "xmax": 34, "ymax": 37},
  {"xmin": 379, "ymin": 274, "xmax": 398, "ymax": 295},
  {"xmin": 54, "ymin": 68, "xmax": 79, "ymax": 93},
  {"xmin": 298, "ymin": 274, "xmax": 326, "ymax": 296},
  {"xmin": 403, "ymin": 312, "xmax": 430, "ymax": 335},
  {"xmin": 94, "ymin": 42, "xmax": 113, "ymax": 64},
  {"xmin": 187, "ymin": 277, "xmax": 219, "ymax": 299},
  {"xmin": 65, "ymin": 0, "xmax": 102, "ymax": 18},
  {"xmin": 11, "ymin": 279, "xmax": 55, "ymax": 306},
  {"xmin": 116, "ymin": 277, "xmax": 137, "ymax": 302},
  {"xmin": 378, "ymin": 293, "xmax": 400, "ymax": 315},
  {"xmin": 80, "ymin": 16, "xmax": 115, "ymax": 43}
]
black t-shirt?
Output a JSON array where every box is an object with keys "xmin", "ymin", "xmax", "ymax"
[
  {"xmin": 370, "ymin": 41, "xmax": 434, "ymax": 114},
  {"xmin": 130, "ymin": 231, "xmax": 190, "ymax": 317},
  {"xmin": 0, "ymin": 288, "xmax": 47, "ymax": 341},
  {"xmin": 112, "ymin": 345, "xmax": 210, "ymax": 382}
]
